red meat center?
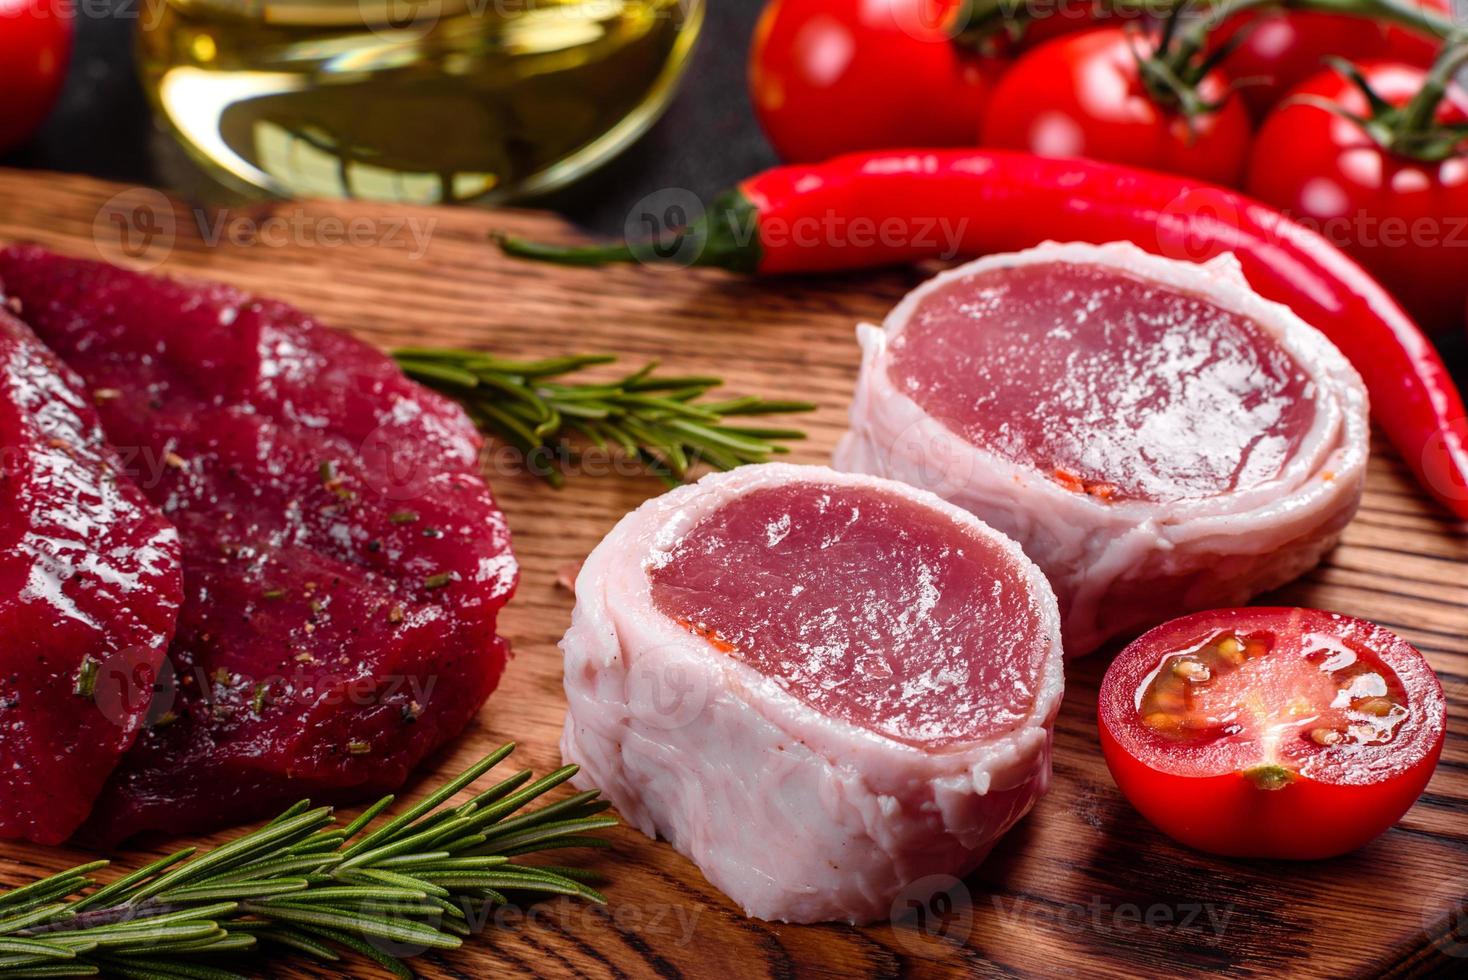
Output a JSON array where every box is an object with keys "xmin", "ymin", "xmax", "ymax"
[
  {"xmin": 647, "ymin": 482, "xmax": 1049, "ymax": 748},
  {"xmin": 888, "ymin": 261, "xmax": 1317, "ymax": 502}
]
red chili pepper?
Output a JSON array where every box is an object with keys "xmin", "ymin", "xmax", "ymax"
[{"xmin": 501, "ymin": 149, "xmax": 1468, "ymax": 518}]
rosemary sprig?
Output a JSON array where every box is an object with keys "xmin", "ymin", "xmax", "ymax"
[
  {"xmin": 392, "ymin": 349, "xmax": 817, "ymax": 487},
  {"xmin": 0, "ymin": 744, "xmax": 614, "ymax": 979}
]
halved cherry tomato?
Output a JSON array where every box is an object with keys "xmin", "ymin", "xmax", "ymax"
[
  {"xmin": 1213, "ymin": 0, "xmax": 1451, "ymax": 118},
  {"xmin": 748, "ymin": 0, "xmax": 1005, "ymax": 163},
  {"xmin": 1099, "ymin": 608, "xmax": 1445, "ymax": 860},
  {"xmin": 979, "ymin": 27, "xmax": 1253, "ymax": 186},
  {"xmin": 0, "ymin": 0, "xmax": 73, "ymax": 154},
  {"xmin": 1245, "ymin": 60, "xmax": 1468, "ymax": 335}
]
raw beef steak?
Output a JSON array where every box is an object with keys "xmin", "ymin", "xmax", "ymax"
[
  {"xmin": 0, "ymin": 246, "xmax": 518, "ymax": 844},
  {"xmin": 836, "ymin": 241, "xmax": 1368, "ymax": 655},
  {"xmin": 0, "ymin": 304, "xmax": 182, "ymax": 844},
  {"xmin": 560, "ymin": 463, "xmax": 1063, "ymax": 923}
]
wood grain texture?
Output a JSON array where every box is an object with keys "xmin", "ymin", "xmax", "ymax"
[{"xmin": 0, "ymin": 169, "xmax": 1464, "ymax": 979}]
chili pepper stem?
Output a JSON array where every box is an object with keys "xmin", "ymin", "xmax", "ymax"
[
  {"xmin": 496, "ymin": 191, "xmax": 760, "ymax": 274},
  {"xmin": 493, "ymin": 232, "xmax": 638, "ymax": 268}
]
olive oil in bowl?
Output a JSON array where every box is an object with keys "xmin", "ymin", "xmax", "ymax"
[{"xmin": 137, "ymin": 0, "xmax": 703, "ymax": 204}]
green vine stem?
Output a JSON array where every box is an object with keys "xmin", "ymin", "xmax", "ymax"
[{"xmin": 957, "ymin": 0, "xmax": 1463, "ymax": 47}]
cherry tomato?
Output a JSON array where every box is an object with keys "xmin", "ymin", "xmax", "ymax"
[
  {"xmin": 0, "ymin": 0, "xmax": 73, "ymax": 154},
  {"xmin": 1245, "ymin": 61, "xmax": 1468, "ymax": 335},
  {"xmin": 1099, "ymin": 608, "xmax": 1445, "ymax": 860},
  {"xmin": 979, "ymin": 27, "xmax": 1253, "ymax": 186},
  {"xmin": 1213, "ymin": 0, "xmax": 1451, "ymax": 118},
  {"xmin": 748, "ymin": 0, "xmax": 1005, "ymax": 163}
]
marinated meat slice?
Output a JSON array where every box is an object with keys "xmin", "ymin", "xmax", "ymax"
[
  {"xmin": 648, "ymin": 482, "xmax": 1048, "ymax": 748},
  {"xmin": 836, "ymin": 241, "xmax": 1368, "ymax": 655},
  {"xmin": 0, "ymin": 306, "xmax": 182, "ymax": 845},
  {"xmin": 561, "ymin": 463, "xmax": 1063, "ymax": 923},
  {"xmin": 889, "ymin": 260, "xmax": 1318, "ymax": 503},
  {"xmin": 0, "ymin": 246, "xmax": 518, "ymax": 844}
]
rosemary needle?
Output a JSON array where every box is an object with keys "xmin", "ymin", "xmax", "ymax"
[
  {"xmin": 0, "ymin": 745, "xmax": 613, "ymax": 979},
  {"xmin": 392, "ymin": 349, "xmax": 817, "ymax": 487}
]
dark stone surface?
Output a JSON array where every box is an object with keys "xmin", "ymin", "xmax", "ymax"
[{"xmin": 0, "ymin": 0, "xmax": 775, "ymax": 236}]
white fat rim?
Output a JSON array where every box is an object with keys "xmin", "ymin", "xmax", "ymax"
[{"xmin": 869, "ymin": 240, "xmax": 1369, "ymax": 528}]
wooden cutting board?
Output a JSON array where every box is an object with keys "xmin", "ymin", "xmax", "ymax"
[{"xmin": 0, "ymin": 169, "xmax": 1464, "ymax": 979}]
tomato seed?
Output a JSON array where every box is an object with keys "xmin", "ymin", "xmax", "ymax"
[
  {"xmin": 1143, "ymin": 712, "xmax": 1176, "ymax": 731},
  {"xmin": 1172, "ymin": 659, "xmax": 1211, "ymax": 682},
  {"xmin": 1348, "ymin": 723, "xmax": 1381, "ymax": 743},
  {"xmin": 1355, "ymin": 697, "xmax": 1395, "ymax": 717}
]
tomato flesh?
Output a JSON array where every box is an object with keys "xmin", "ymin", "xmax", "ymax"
[{"xmin": 1099, "ymin": 608, "xmax": 1445, "ymax": 859}]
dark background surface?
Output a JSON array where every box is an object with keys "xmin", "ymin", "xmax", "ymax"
[{"xmin": 0, "ymin": 0, "xmax": 775, "ymax": 236}]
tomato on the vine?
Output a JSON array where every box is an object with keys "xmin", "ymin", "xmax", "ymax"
[
  {"xmin": 1245, "ymin": 58, "xmax": 1468, "ymax": 334},
  {"xmin": 1213, "ymin": 0, "xmax": 1451, "ymax": 118},
  {"xmin": 980, "ymin": 27, "xmax": 1253, "ymax": 186},
  {"xmin": 0, "ymin": 0, "xmax": 73, "ymax": 154},
  {"xmin": 1099, "ymin": 608, "xmax": 1445, "ymax": 860},
  {"xmin": 748, "ymin": 0, "xmax": 1006, "ymax": 163}
]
